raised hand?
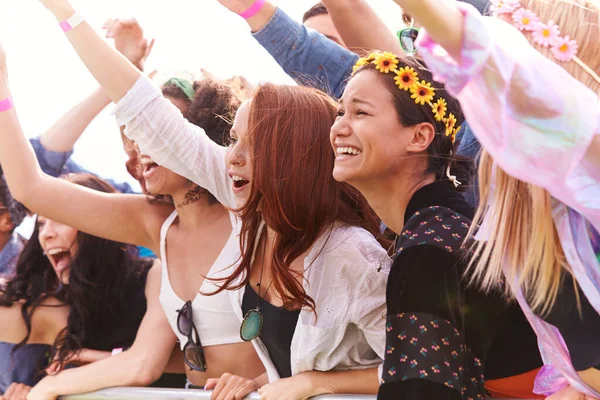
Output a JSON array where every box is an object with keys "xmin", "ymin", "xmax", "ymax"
[{"xmin": 103, "ymin": 19, "xmax": 154, "ymax": 71}]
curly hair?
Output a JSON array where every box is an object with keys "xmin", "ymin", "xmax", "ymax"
[
  {"xmin": 0, "ymin": 173, "xmax": 153, "ymax": 372},
  {"xmin": 128, "ymin": 78, "xmax": 241, "ymax": 204}
]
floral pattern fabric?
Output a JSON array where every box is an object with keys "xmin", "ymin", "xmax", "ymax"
[
  {"xmin": 382, "ymin": 312, "xmax": 485, "ymax": 400},
  {"xmin": 382, "ymin": 205, "xmax": 487, "ymax": 399}
]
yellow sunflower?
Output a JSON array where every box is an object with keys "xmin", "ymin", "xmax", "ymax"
[
  {"xmin": 444, "ymin": 114, "xmax": 457, "ymax": 137},
  {"xmin": 353, "ymin": 57, "xmax": 371, "ymax": 72},
  {"xmin": 394, "ymin": 67, "xmax": 418, "ymax": 91},
  {"xmin": 431, "ymin": 98, "xmax": 447, "ymax": 122},
  {"xmin": 410, "ymin": 80, "xmax": 435, "ymax": 105},
  {"xmin": 374, "ymin": 52, "xmax": 399, "ymax": 74}
]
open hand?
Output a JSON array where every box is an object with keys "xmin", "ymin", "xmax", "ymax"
[{"xmin": 103, "ymin": 19, "xmax": 154, "ymax": 71}]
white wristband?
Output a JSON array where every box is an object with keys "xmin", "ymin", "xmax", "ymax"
[{"xmin": 59, "ymin": 12, "xmax": 84, "ymax": 32}]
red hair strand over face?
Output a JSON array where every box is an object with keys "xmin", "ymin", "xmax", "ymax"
[{"xmin": 215, "ymin": 83, "xmax": 382, "ymax": 311}]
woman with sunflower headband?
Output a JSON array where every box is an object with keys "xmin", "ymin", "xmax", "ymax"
[
  {"xmin": 388, "ymin": 0, "xmax": 600, "ymax": 398},
  {"xmin": 333, "ymin": 52, "xmax": 545, "ymax": 399}
]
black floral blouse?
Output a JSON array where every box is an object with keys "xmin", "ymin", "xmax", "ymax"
[{"xmin": 378, "ymin": 181, "xmax": 542, "ymax": 400}]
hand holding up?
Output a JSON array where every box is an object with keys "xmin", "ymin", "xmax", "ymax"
[{"xmin": 103, "ymin": 19, "xmax": 154, "ymax": 71}]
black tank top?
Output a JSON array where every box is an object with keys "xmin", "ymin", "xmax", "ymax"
[{"xmin": 242, "ymin": 283, "xmax": 300, "ymax": 378}]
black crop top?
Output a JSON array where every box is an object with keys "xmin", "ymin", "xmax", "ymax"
[{"xmin": 242, "ymin": 283, "xmax": 300, "ymax": 378}]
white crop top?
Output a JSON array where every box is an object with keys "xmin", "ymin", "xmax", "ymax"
[{"xmin": 158, "ymin": 210, "xmax": 243, "ymax": 348}]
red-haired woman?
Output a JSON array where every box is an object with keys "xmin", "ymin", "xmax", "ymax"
[{"xmin": 26, "ymin": 1, "xmax": 392, "ymax": 400}]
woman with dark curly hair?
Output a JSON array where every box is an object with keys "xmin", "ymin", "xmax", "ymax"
[{"xmin": 0, "ymin": 173, "xmax": 154, "ymax": 394}]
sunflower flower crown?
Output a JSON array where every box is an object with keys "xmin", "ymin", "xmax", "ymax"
[
  {"xmin": 353, "ymin": 52, "xmax": 461, "ymax": 143},
  {"xmin": 353, "ymin": 52, "xmax": 463, "ymax": 187}
]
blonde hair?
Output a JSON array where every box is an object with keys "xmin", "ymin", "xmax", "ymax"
[
  {"xmin": 466, "ymin": 0, "xmax": 598, "ymax": 315},
  {"xmin": 512, "ymin": 0, "xmax": 600, "ymax": 93},
  {"xmin": 467, "ymin": 151, "xmax": 573, "ymax": 315}
]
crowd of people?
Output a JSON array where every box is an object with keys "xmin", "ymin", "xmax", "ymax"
[{"xmin": 0, "ymin": 0, "xmax": 598, "ymax": 399}]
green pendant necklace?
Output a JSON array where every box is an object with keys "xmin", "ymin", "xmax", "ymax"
[{"xmin": 240, "ymin": 238, "xmax": 272, "ymax": 342}]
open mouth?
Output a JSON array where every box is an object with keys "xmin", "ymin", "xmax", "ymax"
[
  {"xmin": 336, "ymin": 146, "xmax": 363, "ymax": 157},
  {"xmin": 231, "ymin": 175, "xmax": 250, "ymax": 191},
  {"xmin": 46, "ymin": 248, "xmax": 71, "ymax": 272}
]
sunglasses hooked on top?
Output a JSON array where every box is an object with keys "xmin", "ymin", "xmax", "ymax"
[
  {"xmin": 397, "ymin": 27, "xmax": 420, "ymax": 54},
  {"xmin": 177, "ymin": 301, "xmax": 207, "ymax": 372}
]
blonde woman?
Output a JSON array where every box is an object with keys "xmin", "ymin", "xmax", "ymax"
[{"xmin": 388, "ymin": 0, "xmax": 600, "ymax": 398}]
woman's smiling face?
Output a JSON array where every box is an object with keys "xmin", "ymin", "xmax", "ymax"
[{"xmin": 330, "ymin": 69, "xmax": 415, "ymax": 187}]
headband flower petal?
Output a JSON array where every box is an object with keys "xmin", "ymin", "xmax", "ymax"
[
  {"xmin": 395, "ymin": 66, "xmax": 418, "ymax": 90},
  {"xmin": 445, "ymin": 114, "xmax": 458, "ymax": 139},
  {"xmin": 410, "ymin": 80, "xmax": 435, "ymax": 105},
  {"xmin": 551, "ymin": 36, "xmax": 578, "ymax": 62},
  {"xmin": 432, "ymin": 98, "xmax": 448, "ymax": 122},
  {"xmin": 512, "ymin": 8, "xmax": 539, "ymax": 31},
  {"xmin": 531, "ymin": 21, "xmax": 560, "ymax": 47},
  {"xmin": 353, "ymin": 53, "xmax": 377, "ymax": 72},
  {"xmin": 491, "ymin": 0, "xmax": 520, "ymax": 14},
  {"xmin": 374, "ymin": 52, "xmax": 399, "ymax": 74}
]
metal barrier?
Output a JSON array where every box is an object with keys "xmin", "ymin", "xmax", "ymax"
[
  {"xmin": 60, "ymin": 388, "xmax": 373, "ymax": 399},
  {"xmin": 60, "ymin": 387, "xmax": 531, "ymax": 400}
]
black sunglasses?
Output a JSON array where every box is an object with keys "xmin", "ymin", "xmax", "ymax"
[
  {"xmin": 177, "ymin": 301, "xmax": 207, "ymax": 372},
  {"xmin": 396, "ymin": 27, "xmax": 420, "ymax": 54}
]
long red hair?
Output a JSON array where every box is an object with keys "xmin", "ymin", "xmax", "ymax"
[{"xmin": 216, "ymin": 83, "xmax": 382, "ymax": 311}]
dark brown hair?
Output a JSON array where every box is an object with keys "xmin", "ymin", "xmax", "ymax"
[
  {"xmin": 353, "ymin": 56, "xmax": 474, "ymax": 191},
  {"xmin": 214, "ymin": 83, "xmax": 382, "ymax": 311},
  {"xmin": 0, "ymin": 173, "xmax": 152, "ymax": 373},
  {"xmin": 303, "ymin": 2, "xmax": 328, "ymax": 23}
]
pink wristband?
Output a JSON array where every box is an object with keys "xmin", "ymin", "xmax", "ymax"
[
  {"xmin": 0, "ymin": 97, "xmax": 14, "ymax": 113},
  {"xmin": 239, "ymin": 0, "xmax": 266, "ymax": 19}
]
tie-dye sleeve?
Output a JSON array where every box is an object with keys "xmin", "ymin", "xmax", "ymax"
[{"xmin": 416, "ymin": 3, "xmax": 600, "ymax": 229}]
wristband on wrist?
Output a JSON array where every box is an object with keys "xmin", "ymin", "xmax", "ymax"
[
  {"xmin": 0, "ymin": 97, "xmax": 14, "ymax": 113},
  {"xmin": 238, "ymin": 0, "xmax": 267, "ymax": 19},
  {"xmin": 59, "ymin": 12, "xmax": 84, "ymax": 33},
  {"xmin": 111, "ymin": 347, "xmax": 123, "ymax": 356}
]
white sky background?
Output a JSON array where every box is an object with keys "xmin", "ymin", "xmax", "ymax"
[{"xmin": 0, "ymin": 0, "xmax": 403, "ymax": 191}]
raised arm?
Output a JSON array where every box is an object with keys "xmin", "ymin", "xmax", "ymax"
[
  {"xmin": 392, "ymin": 0, "xmax": 600, "ymax": 228},
  {"xmin": 322, "ymin": 0, "xmax": 403, "ymax": 55},
  {"xmin": 38, "ymin": 88, "xmax": 110, "ymax": 153},
  {"xmin": 0, "ymin": 48, "xmax": 170, "ymax": 251},
  {"xmin": 27, "ymin": 261, "xmax": 178, "ymax": 400},
  {"xmin": 37, "ymin": 2, "xmax": 235, "ymax": 206},
  {"xmin": 216, "ymin": 0, "xmax": 358, "ymax": 99}
]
